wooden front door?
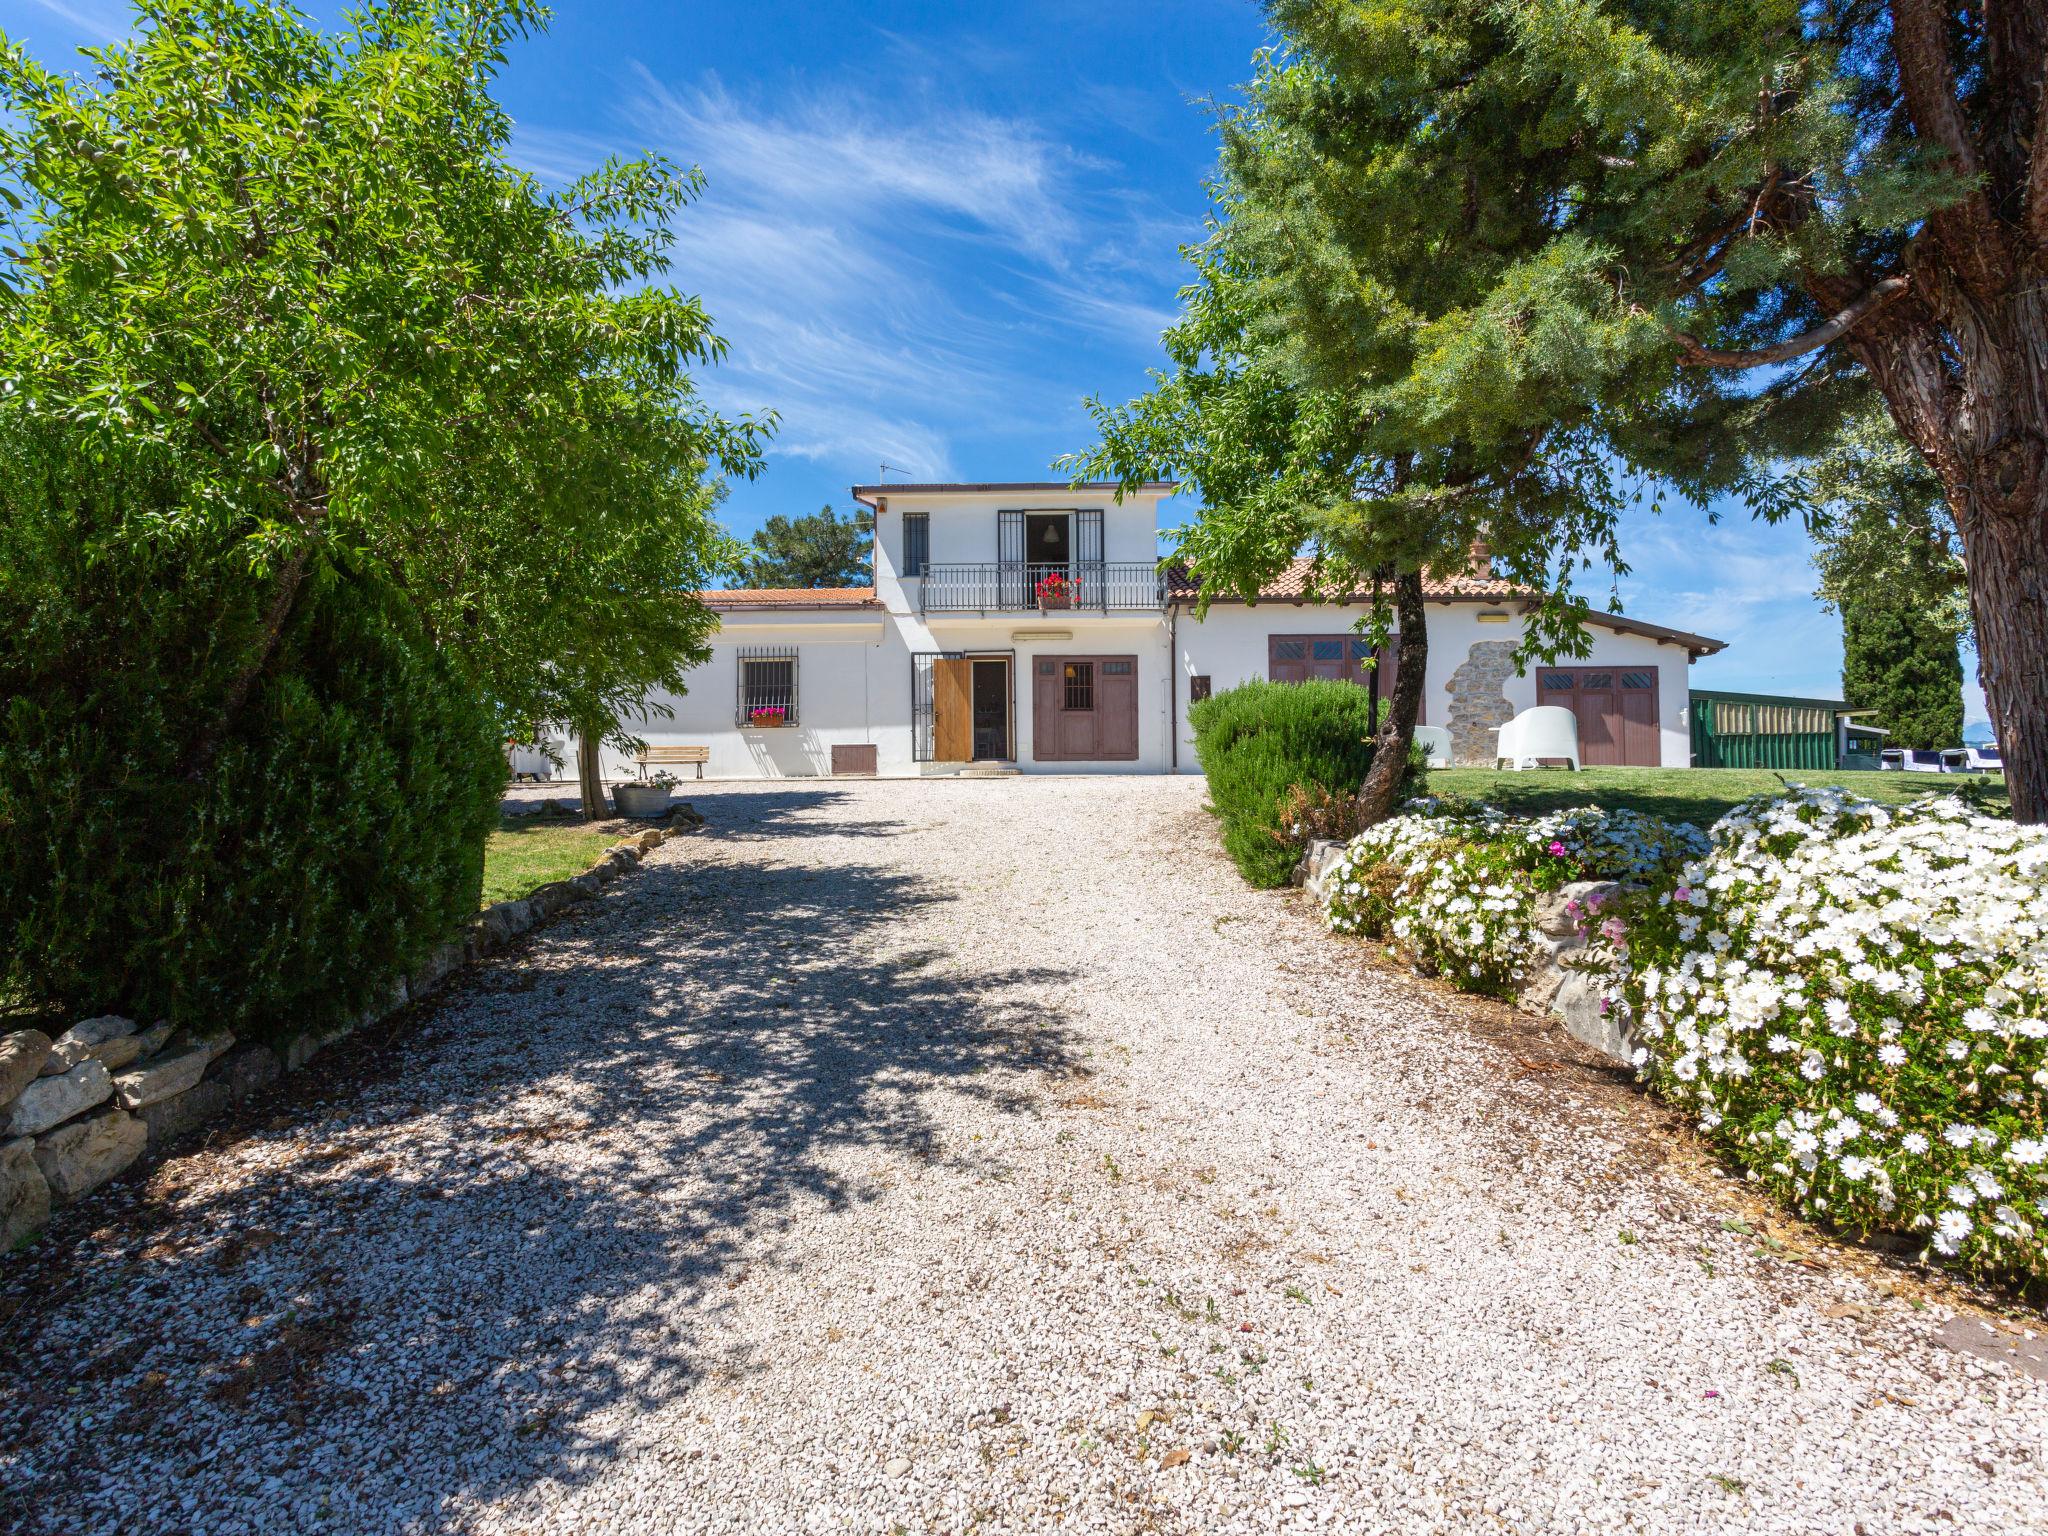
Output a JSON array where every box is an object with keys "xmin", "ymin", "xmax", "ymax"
[
  {"xmin": 1536, "ymin": 666, "xmax": 1660, "ymax": 765},
  {"xmin": 1033, "ymin": 655, "xmax": 1139, "ymax": 762},
  {"xmin": 933, "ymin": 657, "xmax": 973, "ymax": 761}
]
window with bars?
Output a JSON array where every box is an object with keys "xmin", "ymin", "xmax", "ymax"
[
  {"xmin": 1188, "ymin": 675, "xmax": 1212, "ymax": 703},
  {"xmin": 1064, "ymin": 662, "xmax": 1094, "ymax": 710},
  {"xmin": 903, "ymin": 512, "xmax": 929, "ymax": 577},
  {"xmin": 737, "ymin": 649, "xmax": 797, "ymax": 727}
]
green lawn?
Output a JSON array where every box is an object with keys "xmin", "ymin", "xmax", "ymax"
[
  {"xmin": 479, "ymin": 817, "xmax": 619, "ymax": 908},
  {"xmin": 1422, "ymin": 766, "xmax": 2009, "ymax": 826}
]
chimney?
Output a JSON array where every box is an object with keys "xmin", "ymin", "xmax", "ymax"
[{"xmin": 1466, "ymin": 540, "xmax": 1493, "ymax": 579}]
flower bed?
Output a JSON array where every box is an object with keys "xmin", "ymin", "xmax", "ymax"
[
  {"xmin": 1317, "ymin": 785, "xmax": 2048, "ymax": 1281},
  {"xmin": 1590, "ymin": 787, "xmax": 2047, "ymax": 1280},
  {"xmin": 1322, "ymin": 800, "xmax": 1705, "ymax": 998}
]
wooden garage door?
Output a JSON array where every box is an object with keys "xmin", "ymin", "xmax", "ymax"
[
  {"xmin": 1537, "ymin": 666, "xmax": 1660, "ymax": 766},
  {"xmin": 1268, "ymin": 634, "xmax": 1417, "ymax": 723},
  {"xmin": 1032, "ymin": 655, "xmax": 1139, "ymax": 762}
]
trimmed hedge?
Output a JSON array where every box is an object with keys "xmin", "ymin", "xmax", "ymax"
[
  {"xmin": 1189, "ymin": 680, "xmax": 1381, "ymax": 887},
  {"xmin": 0, "ymin": 447, "xmax": 504, "ymax": 1045}
]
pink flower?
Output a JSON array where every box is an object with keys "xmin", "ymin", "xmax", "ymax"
[
  {"xmin": 1547, "ymin": 840, "xmax": 1567, "ymax": 856},
  {"xmin": 1600, "ymin": 916, "xmax": 1627, "ymax": 943},
  {"xmin": 1674, "ymin": 885, "xmax": 1692, "ymax": 902}
]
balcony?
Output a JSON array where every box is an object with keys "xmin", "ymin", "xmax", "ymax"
[{"xmin": 917, "ymin": 561, "xmax": 1166, "ymax": 616}]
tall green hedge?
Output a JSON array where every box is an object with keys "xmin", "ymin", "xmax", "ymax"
[
  {"xmin": 0, "ymin": 448, "xmax": 505, "ymax": 1045},
  {"xmin": 1189, "ymin": 680, "xmax": 1382, "ymax": 887}
]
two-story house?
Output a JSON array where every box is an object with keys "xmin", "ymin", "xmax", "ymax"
[{"xmin": 576, "ymin": 480, "xmax": 1726, "ymax": 779}]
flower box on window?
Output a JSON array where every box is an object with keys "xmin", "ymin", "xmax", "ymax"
[
  {"xmin": 747, "ymin": 705, "xmax": 791, "ymax": 728},
  {"xmin": 1035, "ymin": 572, "xmax": 1075, "ymax": 612}
]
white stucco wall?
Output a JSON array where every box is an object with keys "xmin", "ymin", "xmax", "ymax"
[
  {"xmin": 1174, "ymin": 601, "xmax": 1697, "ymax": 769},
  {"xmin": 871, "ymin": 487, "xmax": 1170, "ymax": 613},
  {"xmin": 557, "ymin": 586, "xmax": 1701, "ymax": 784}
]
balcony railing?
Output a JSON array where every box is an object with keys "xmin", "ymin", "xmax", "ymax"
[{"xmin": 917, "ymin": 561, "xmax": 1165, "ymax": 615}]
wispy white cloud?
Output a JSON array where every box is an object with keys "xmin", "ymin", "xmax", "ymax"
[
  {"xmin": 509, "ymin": 62, "xmax": 1181, "ymax": 493},
  {"xmin": 12, "ymin": 0, "xmax": 130, "ymax": 42}
]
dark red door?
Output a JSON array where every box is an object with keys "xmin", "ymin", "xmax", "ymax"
[
  {"xmin": 1536, "ymin": 666, "xmax": 1660, "ymax": 765},
  {"xmin": 1268, "ymin": 634, "xmax": 1413, "ymax": 721},
  {"xmin": 1033, "ymin": 655, "xmax": 1139, "ymax": 761}
]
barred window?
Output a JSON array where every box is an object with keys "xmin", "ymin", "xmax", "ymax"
[
  {"xmin": 1621, "ymin": 672, "xmax": 1654, "ymax": 690},
  {"xmin": 1064, "ymin": 662, "xmax": 1094, "ymax": 710},
  {"xmin": 1273, "ymin": 639, "xmax": 1307, "ymax": 661},
  {"xmin": 737, "ymin": 649, "xmax": 797, "ymax": 727},
  {"xmin": 903, "ymin": 512, "xmax": 929, "ymax": 577},
  {"xmin": 1541, "ymin": 671, "xmax": 1574, "ymax": 690},
  {"xmin": 1189, "ymin": 674, "xmax": 1212, "ymax": 703}
]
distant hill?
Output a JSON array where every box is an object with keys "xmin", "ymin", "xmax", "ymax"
[{"xmin": 1963, "ymin": 720, "xmax": 1996, "ymax": 744}]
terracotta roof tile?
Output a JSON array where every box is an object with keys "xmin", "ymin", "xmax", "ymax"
[
  {"xmin": 703, "ymin": 587, "xmax": 879, "ymax": 610},
  {"xmin": 1167, "ymin": 559, "xmax": 1726, "ymax": 655},
  {"xmin": 1165, "ymin": 559, "xmax": 1519, "ymax": 602}
]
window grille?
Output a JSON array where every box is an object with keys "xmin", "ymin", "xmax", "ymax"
[
  {"xmin": 1064, "ymin": 662, "xmax": 1095, "ymax": 710},
  {"xmin": 737, "ymin": 648, "xmax": 798, "ymax": 727},
  {"xmin": 903, "ymin": 512, "xmax": 929, "ymax": 577}
]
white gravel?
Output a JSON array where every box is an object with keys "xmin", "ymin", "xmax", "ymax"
[{"xmin": 3, "ymin": 776, "xmax": 2045, "ymax": 1535}]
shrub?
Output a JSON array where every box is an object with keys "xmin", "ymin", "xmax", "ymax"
[
  {"xmin": 1189, "ymin": 681, "xmax": 1380, "ymax": 887},
  {"xmin": 0, "ymin": 485, "xmax": 505, "ymax": 1044},
  {"xmin": 1593, "ymin": 787, "xmax": 2047, "ymax": 1279}
]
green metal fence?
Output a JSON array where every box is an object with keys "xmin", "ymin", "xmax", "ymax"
[{"xmin": 1690, "ymin": 689, "xmax": 1843, "ymax": 770}]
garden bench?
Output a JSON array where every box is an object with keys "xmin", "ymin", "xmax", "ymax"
[{"xmin": 635, "ymin": 744, "xmax": 709, "ymax": 779}]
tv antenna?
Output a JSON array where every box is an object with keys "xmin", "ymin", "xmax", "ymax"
[{"xmin": 879, "ymin": 462, "xmax": 910, "ymax": 481}]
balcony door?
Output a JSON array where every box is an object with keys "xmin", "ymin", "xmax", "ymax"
[{"xmin": 998, "ymin": 510, "xmax": 1103, "ymax": 608}]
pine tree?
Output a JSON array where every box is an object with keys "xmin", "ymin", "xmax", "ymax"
[{"xmin": 1841, "ymin": 578, "xmax": 1965, "ymax": 752}]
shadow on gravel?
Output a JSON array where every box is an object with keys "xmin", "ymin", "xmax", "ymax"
[
  {"xmin": 689, "ymin": 785, "xmax": 911, "ymax": 842},
  {"xmin": 0, "ymin": 815, "xmax": 1076, "ymax": 1534}
]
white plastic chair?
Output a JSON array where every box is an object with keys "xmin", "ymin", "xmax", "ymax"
[
  {"xmin": 1494, "ymin": 705, "xmax": 1581, "ymax": 770},
  {"xmin": 1412, "ymin": 725, "xmax": 1454, "ymax": 768}
]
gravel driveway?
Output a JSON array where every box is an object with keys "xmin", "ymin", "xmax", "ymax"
[{"xmin": 3, "ymin": 777, "xmax": 2045, "ymax": 1535}]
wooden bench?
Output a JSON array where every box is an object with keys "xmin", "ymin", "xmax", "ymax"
[{"xmin": 635, "ymin": 745, "xmax": 710, "ymax": 779}]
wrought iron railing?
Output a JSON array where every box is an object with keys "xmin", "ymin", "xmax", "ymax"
[{"xmin": 916, "ymin": 561, "xmax": 1165, "ymax": 614}]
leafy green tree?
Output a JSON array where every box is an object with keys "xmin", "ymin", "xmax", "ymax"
[
  {"xmin": 1807, "ymin": 402, "xmax": 1969, "ymax": 645},
  {"xmin": 742, "ymin": 504, "xmax": 874, "ymax": 588},
  {"xmin": 1841, "ymin": 578, "xmax": 1966, "ymax": 752},
  {"xmin": 1074, "ymin": 1, "xmax": 2048, "ymax": 821},
  {"xmin": 0, "ymin": 0, "xmax": 770, "ymax": 773}
]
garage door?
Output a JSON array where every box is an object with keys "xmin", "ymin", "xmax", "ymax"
[
  {"xmin": 1537, "ymin": 666, "xmax": 1660, "ymax": 766},
  {"xmin": 1032, "ymin": 655, "xmax": 1139, "ymax": 762},
  {"xmin": 1268, "ymin": 635, "xmax": 1416, "ymax": 721}
]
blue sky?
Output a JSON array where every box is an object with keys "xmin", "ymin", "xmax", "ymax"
[{"xmin": 1, "ymin": 0, "xmax": 1986, "ymax": 724}]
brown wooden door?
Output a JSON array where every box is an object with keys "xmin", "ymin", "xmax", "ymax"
[
  {"xmin": 1537, "ymin": 666, "xmax": 1660, "ymax": 766},
  {"xmin": 1033, "ymin": 655, "xmax": 1139, "ymax": 761},
  {"xmin": 933, "ymin": 657, "xmax": 972, "ymax": 761},
  {"xmin": 1267, "ymin": 634, "xmax": 1414, "ymax": 722}
]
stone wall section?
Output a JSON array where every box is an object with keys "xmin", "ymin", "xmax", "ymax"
[
  {"xmin": 1443, "ymin": 640, "xmax": 1520, "ymax": 765},
  {"xmin": 0, "ymin": 816, "xmax": 696, "ymax": 1252}
]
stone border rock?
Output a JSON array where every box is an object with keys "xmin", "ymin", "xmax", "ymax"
[
  {"xmin": 0, "ymin": 810, "xmax": 700, "ymax": 1252},
  {"xmin": 1298, "ymin": 837, "xmax": 1632, "ymax": 1066}
]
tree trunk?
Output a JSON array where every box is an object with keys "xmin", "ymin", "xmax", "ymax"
[
  {"xmin": 576, "ymin": 724, "xmax": 607, "ymax": 822},
  {"xmin": 1952, "ymin": 462, "xmax": 2048, "ymax": 823},
  {"xmin": 1846, "ymin": 274, "xmax": 2048, "ymax": 823},
  {"xmin": 1353, "ymin": 569, "xmax": 1428, "ymax": 826}
]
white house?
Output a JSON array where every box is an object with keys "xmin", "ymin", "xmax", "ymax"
[{"xmin": 573, "ymin": 480, "xmax": 1726, "ymax": 780}]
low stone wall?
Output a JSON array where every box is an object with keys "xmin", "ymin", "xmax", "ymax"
[
  {"xmin": 1298, "ymin": 838, "xmax": 1632, "ymax": 1065},
  {"xmin": 1, "ymin": 815, "xmax": 695, "ymax": 1252}
]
